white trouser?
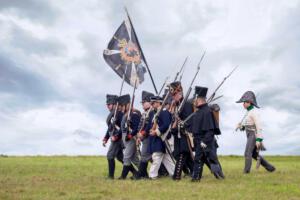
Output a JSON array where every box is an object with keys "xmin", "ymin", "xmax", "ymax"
[
  {"xmin": 167, "ymin": 135, "xmax": 174, "ymax": 152},
  {"xmin": 149, "ymin": 152, "xmax": 175, "ymax": 178}
]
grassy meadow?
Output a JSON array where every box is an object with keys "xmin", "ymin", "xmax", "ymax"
[{"xmin": 0, "ymin": 155, "xmax": 299, "ymax": 200}]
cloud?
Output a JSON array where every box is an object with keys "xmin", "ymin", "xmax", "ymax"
[
  {"xmin": 9, "ymin": 24, "xmax": 66, "ymax": 57},
  {"xmin": 0, "ymin": 0, "xmax": 59, "ymax": 25},
  {"xmin": 0, "ymin": 102, "xmax": 105, "ymax": 155},
  {"xmin": 0, "ymin": 53, "xmax": 60, "ymax": 110},
  {"xmin": 0, "ymin": 0, "xmax": 299, "ymax": 155}
]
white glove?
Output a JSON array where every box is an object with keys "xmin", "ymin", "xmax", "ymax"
[
  {"xmin": 200, "ymin": 141, "xmax": 207, "ymax": 149},
  {"xmin": 178, "ymin": 120, "xmax": 185, "ymax": 129},
  {"xmin": 110, "ymin": 117, "xmax": 115, "ymax": 124}
]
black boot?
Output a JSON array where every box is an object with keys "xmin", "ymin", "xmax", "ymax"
[
  {"xmin": 107, "ymin": 159, "xmax": 115, "ymax": 179},
  {"xmin": 118, "ymin": 165, "xmax": 130, "ymax": 180},
  {"xmin": 144, "ymin": 162, "xmax": 149, "ymax": 178},
  {"xmin": 158, "ymin": 164, "xmax": 169, "ymax": 177},
  {"xmin": 182, "ymin": 165, "xmax": 190, "ymax": 177},
  {"xmin": 260, "ymin": 156, "xmax": 276, "ymax": 172},
  {"xmin": 133, "ymin": 162, "xmax": 148, "ymax": 180},
  {"xmin": 185, "ymin": 156, "xmax": 194, "ymax": 177},
  {"xmin": 211, "ymin": 163, "xmax": 225, "ymax": 179},
  {"xmin": 216, "ymin": 164, "xmax": 225, "ymax": 179},
  {"xmin": 173, "ymin": 154, "xmax": 184, "ymax": 180},
  {"xmin": 128, "ymin": 164, "xmax": 138, "ymax": 179},
  {"xmin": 192, "ymin": 163, "xmax": 203, "ymax": 182}
]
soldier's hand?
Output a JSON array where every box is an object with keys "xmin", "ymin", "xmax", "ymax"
[
  {"xmin": 200, "ymin": 141, "xmax": 207, "ymax": 149},
  {"xmin": 102, "ymin": 138, "xmax": 108, "ymax": 147},
  {"xmin": 125, "ymin": 134, "xmax": 133, "ymax": 141},
  {"xmin": 150, "ymin": 129, "xmax": 156, "ymax": 136},
  {"xmin": 236, "ymin": 123, "xmax": 242, "ymax": 131},
  {"xmin": 171, "ymin": 120, "xmax": 177, "ymax": 129},
  {"xmin": 111, "ymin": 135, "xmax": 118, "ymax": 142},
  {"xmin": 256, "ymin": 141, "xmax": 262, "ymax": 149},
  {"xmin": 235, "ymin": 123, "xmax": 245, "ymax": 132},
  {"xmin": 138, "ymin": 131, "xmax": 145, "ymax": 140}
]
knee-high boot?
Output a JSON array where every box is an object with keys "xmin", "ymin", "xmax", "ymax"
[
  {"xmin": 107, "ymin": 159, "xmax": 115, "ymax": 179},
  {"xmin": 173, "ymin": 154, "xmax": 184, "ymax": 180}
]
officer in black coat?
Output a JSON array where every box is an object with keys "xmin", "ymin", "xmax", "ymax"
[
  {"xmin": 102, "ymin": 94, "xmax": 124, "ymax": 179},
  {"xmin": 191, "ymin": 86, "xmax": 224, "ymax": 182},
  {"xmin": 168, "ymin": 81, "xmax": 194, "ymax": 180}
]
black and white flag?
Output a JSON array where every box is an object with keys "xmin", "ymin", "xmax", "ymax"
[{"xmin": 103, "ymin": 15, "xmax": 147, "ymax": 87}]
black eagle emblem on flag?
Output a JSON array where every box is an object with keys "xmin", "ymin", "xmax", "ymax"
[{"xmin": 103, "ymin": 17, "xmax": 147, "ymax": 87}]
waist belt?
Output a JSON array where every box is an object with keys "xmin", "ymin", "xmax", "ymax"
[{"xmin": 245, "ymin": 125, "xmax": 256, "ymax": 132}]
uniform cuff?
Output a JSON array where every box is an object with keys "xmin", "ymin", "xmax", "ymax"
[
  {"xmin": 256, "ymin": 138, "xmax": 263, "ymax": 142},
  {"xmin": 140, "ymin": 130, "xmax": 146, "ymax": 136},
  {"xmin": 156, "ymin": 128, "xmax": 161, "ymax": 137}
]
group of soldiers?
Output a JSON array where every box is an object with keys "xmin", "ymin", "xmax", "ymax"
[
  {"xmin": 102, "ymin": 82, "xmax": 276, "ymax": 182},
  {"xmin": 102, "ymin": 81, "xmax": 225, "ymax": 182}
]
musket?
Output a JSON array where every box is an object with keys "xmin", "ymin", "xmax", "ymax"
[
  {"xmin": 158, "ymin": 76, "xmax": 170, "ymax": 96},
  {"xmin": 135, "ymin": 108, "xmax": 152, "ymax": 159},
  {"xmin": 173, "ymin": 56, "xmax": 188, "ymax": 82},
  {"xmin": 150, "ymin": 53, "xmax": 199, "ymax": 131},
  {"xmin": 108, "ymin": 66, "xmax": 128, "ymax": 137},
  {"xmin": 235, "ymin": 111, "xmax": 248, "ymax": 132},
  {"xmin": 150, "ymin": 98, "xmax": 176, "ymax": 164},
  {"xmin": 136, "ymin": 105, "xmax": 153, "ymax": 157},
  {"xmin": 150, "ymin": 89, "xmax": 176, "ymax": 164},
  {"xmin": 138, "ymin": 107, "xmax": 153, "ymax": 134},
  {"xmin": 125, "ymin": 79, "xmax": 137, "ymax": 134},
  {"xmin": 207, "ymin": 65, "xmax": 238, "ymax": 103},
  {"xmin": 209, "ymin": 95, "xmax": 223, "ymax": 103},
  {"xmin": 179, "ymin": 62, "xmax": 187, "ymax": 82},
  {"xmin": 157, "ymin": 57, "xmax": 188, "ymax": 97},
  {"xmin": 177, "ymin": 51, "xmax": 205, "ymax": 115},
  {"xmin": 165, "ymin": 51, "xmax": 206, "ymax": 160},
  {"xmin": 170, "ymin": 51, "xmax": 206, "ymax": 137}
]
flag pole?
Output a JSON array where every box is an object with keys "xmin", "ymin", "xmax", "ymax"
[{"xmin": 124, "ymin": 7, "xmax": 158, "ymax": 95}]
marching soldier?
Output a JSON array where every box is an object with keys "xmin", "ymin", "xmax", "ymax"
[
  {"xmin": 135, "ymin": 91, "xmax": 154, "ymax": 179},
  {"xmin": 168, "ymin": 81, "xmax": 194, "ymax": 180},
  {"xmin": 208, "ymin": 104, "xmax": 225, "ymax": 178},
  {"xmin": 236, "ymin": 91, "xmax": 276, "ymax": 173},
  {"xmin": 148, "ymin": 95, "xmax": 175, "ymax": 179},
  {"xmin": 102, "ymin": 94, "xmax": 124, "ymax": 179},
  {"xmin": 191, "ymin": 86, "xmax": 224, "ymax": 182},
  {"xmin": 119, "ymin": 94, "xmax": 141, "ymax": 179}
]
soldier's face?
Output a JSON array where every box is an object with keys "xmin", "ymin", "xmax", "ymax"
[
  {"xmin": 152, "ymin": 102, "xmax": 160, "ymax": 109},
  {"xmin": 243, "ymin": 102, "xmax": 251, "ymax": 109},
  {"xmin": 142, "ymin": 101, "xmax": 151, "ymax": 110},
  {"xmin": 196, "ymin": 98, "xmax": 206, "ymax": 106},
  {"xmin": 106, "ymin": 104, "xmax": 114, "ymax": 111},
  {"xmin": 173, "ymin": 92, "xmax": 183, "ymax": 102}
]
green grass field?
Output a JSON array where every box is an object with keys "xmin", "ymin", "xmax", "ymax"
[{"xmin": 0, "ymin": 156, "xmax": 299, "ymax": 200}]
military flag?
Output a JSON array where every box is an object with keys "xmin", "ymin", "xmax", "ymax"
[{"xmin": 103, "ymin": 9, "xmax": 156, "ymax": 91}]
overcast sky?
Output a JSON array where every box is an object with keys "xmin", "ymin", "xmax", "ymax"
[{"xmin": 0, "ymin": 0, "xmax": 299, "ymax": 155}]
